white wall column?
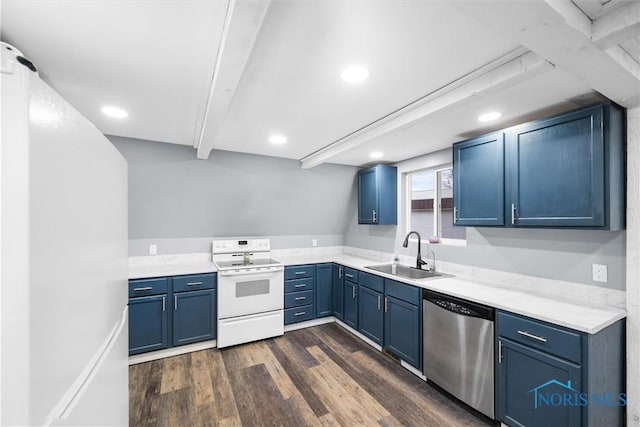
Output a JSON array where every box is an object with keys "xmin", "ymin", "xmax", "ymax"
[{"xmin": 627, "ymin": 105, "xmax": 640, "ymax": 424}]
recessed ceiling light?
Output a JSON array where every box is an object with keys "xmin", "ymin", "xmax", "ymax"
[
  {"xmin": 268, "ymin": 134, "xmax": 287, "ymax": 145},
  {"xmin": 101, "ymin": 105, "xmax": 128, "ymax": 119},
  {"xmin": 478, "ymin": 111, "xmax": 502, "ymax": 122},
  {"xmin": 370, "ymin": 151, "xmax": 384, "ymax": 159},
  {"xmin": 341, "ymin": 66, "xmax": 369, "ymax": 83}
]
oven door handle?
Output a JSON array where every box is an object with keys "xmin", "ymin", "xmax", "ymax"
[{"xmin": 218, "ymin": 267, "xmax": 283, "ymax": 276}]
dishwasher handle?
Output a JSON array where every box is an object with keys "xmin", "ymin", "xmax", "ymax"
[{"xmin": 423, "ymin": 289, "xmax": 494, "ymax": 321}]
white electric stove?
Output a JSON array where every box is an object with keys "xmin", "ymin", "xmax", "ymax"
[{"xmin": 212, "ymin": 239, "xmax": 284, "ymax": 348}]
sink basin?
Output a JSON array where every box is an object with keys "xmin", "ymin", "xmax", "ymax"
[{"xmin": 365, "ymin": 264, "xmax": 454, "ymax": 280}]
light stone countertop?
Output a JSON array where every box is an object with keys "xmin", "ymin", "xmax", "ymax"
[{"xmin": 128, "ymin": 247, "xmax": 626, "ymax": 335}]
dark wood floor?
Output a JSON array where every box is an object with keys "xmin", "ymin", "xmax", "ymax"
[{"xmin": 130, "ymin": 323, "xmax": 493, "ymax": 426}]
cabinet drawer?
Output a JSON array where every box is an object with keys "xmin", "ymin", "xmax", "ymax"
[
  {"xmin": 285, "ymin": 265, "xmax": 315, "ymax": 280},
  {"xmin": 285, "ymin": 277, "xmax": 314, "ymax": 293},
  {"xmin": 129, "ymin": 278, "xmax": 168, "ymax": 297},
  {"xmin": 384, "ymin": 279, "xmax": 420, "ymax": 306},
  {"xmin": 285, "ymin": 305, "xmax": 314, "ymax": 324},
  {"xmin": 285, "ymin": 290, "xmax": 314, "ymax": 308},
  {"xmin": 172, "ymin": 273, "xmax": 216, "ymax": 293},
  {"xmin": 497, "ymin": 311, "xmax": 582, "ymax": 363},
  {"xmin": 343, "ymin": 267, "xmax": 359, "ymax": 282},
  {"xmin": 359, "ymin": 271, "xmax": 383, "ymax": 293}
]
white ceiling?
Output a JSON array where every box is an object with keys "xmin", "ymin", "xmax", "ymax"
[{"xmin": 2, "ymin": 0, "xmax": 639, "ymax": 167}]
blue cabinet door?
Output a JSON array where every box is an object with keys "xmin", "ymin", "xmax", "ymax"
[
  {"xmin": 453, "ymin": 132, "xmax": 505, "ymax": 226},
  {"xmin": 343, "ymin": 281, "xmax": 358, "ymax": 329},
  {"xmin": 384, "ymin": 295, "xmax": 420, "ymax": 368},
  {"xmin": 358, "ymin": 167, "xmax": 378, "ymax": 224},
  {"xmin": 358, "ymin": 164, "xmax": 397, "ymax": 225},
  {"xmin": 497, "ymin": 338, "xmax": 582, "ymax": 427},
  {"xmin": 172, "ymin": 289, "xmax": 216, "ymax": 347},
  {"xmin": 507, "ymin": 105, "xmax": 605, "ymax": 227},
  {"xmin": 332, "ymin": 264, "xmax": 344, "ymax": 320},
  {"xmin": 129, "ymin": 294, "xmax": 168, "ymax": 355},
  {"xmin": 315, "ymin": 263, "xmax": 333, "ymax": 318},
  {"xmin": 358, "ymin": 286, "xmax": 383, "ymax": 345}
]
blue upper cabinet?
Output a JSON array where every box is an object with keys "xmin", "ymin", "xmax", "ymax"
[
  {"xmin": 507, "ymin": 103, "xmax": 624, "ymax": 229},
  {"xmin": 358, "ymin": 164, "xmax": 397, "ymax": 225},
  {"xmin": 453, "ymin": 102, "xmax": 625, "ymax": 230},
  {"xmin": 453, "ymin": 131, "xmax": 505, "ymax": 226}
]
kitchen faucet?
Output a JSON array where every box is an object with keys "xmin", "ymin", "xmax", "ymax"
[{"xmin": 402, "ymin": 231, "xmax": 427, "ymax": 270}]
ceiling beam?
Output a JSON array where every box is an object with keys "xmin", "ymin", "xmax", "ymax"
[
  {"xmin": 451, "ymin": 0, "xmax": 640, "ymax": 108},
  {"xmin": 591, "ymin": 1, "xmax": 640, "ymax": 48},
  {"xmin": 195, "ymin": 0, "xmax": 271, "ymax": 160},
  {"xmin": 300, "ymin": 48, "xmax": 550, "ymax": 169}
]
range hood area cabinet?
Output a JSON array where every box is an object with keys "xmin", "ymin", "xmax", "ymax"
[
  {"xmin": 452, "ymin": 102, "xmax": 625, "ymax": 230},
  {"xmin": 358, "ymin": 164, "xmax": 398, "ymax": 225}
]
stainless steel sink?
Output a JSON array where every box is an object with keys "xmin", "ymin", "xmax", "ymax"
[{"xmin": 365, "ymin": 264, "xmax": 454, "ymax": 280}]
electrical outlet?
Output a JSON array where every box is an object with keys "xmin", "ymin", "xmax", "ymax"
[
  {"xmin": 312, "ymin": 238, "xmax": 318, "ymax": 247},
  {"xmin": 592, "ymin": 264, "xmax": 607, "ymax": 283},
  {"xmin": 149, "ymin": 244, "xmax": 157, "ymax": 255}
]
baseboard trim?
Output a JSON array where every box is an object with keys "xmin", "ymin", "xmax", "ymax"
[
  {"xmin": 128, "ymin": 340, "xmax": 216, "ymax": 365},
  {"xmin": 284, "ymin": 316, "xmax": 335, "ymax": 332}
]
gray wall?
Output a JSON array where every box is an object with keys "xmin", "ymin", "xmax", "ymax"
[
  {"xmin": 343, "ymin": 150, "xmax": 627, "ymax": 290},
  {"xmin": 110, "ymin": 136, "xmax": 358, "ymax": 254}
]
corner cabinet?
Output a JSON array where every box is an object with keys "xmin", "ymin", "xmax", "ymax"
[
  {"xmin": 496, "ymin": 311, "xmax": 625, "ymax": 427},
  {"xmin": 453, "ymin": 102, "xmax": 625, "ymax": 230},
  {"xmin": 332, "ymin": 264, "xmax": 345, "ymax": 320},
  {"xmin": 358, "ymin": 164, "xmax": 397, "ymax": 225},
  {"xmin": 315, "ymin": 263, "xmax": 333, "ymax": 318}
]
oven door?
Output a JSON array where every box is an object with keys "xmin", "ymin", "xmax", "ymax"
[{"xmin": 217, "ymin": 268, "xmax": 284, "ymax": 319}]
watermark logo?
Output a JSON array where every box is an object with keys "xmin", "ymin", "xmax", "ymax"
[{"xmin": 528, "ymin": 379, "xmax": 626, "ymax": 409}]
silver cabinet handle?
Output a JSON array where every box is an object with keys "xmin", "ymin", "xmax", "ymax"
[
  {"xmin": 162, "ymin": 296, "xmax": 165, "ymax": 312},
  {"xmin": 517, "ymin": 330, "xmax": 547, "ymax": 343},
  {"xmin": 294, "ymin": 296, "xmax": 306, "ymax": 301},
  {"xmin": 294, "ymin": 271, "xmax": 306, "ymax": 275},
  {"xmin": 294, "ymin": 312, "xmax": 306, "ymax": 316},
  {"xmin": 186, "ymin": 281, "xmax": 203, "ymax": 286},
  {"xmin": 345, "ymin": 273, "xmax": 354, "ymax": 279},
  {"xmin": 511, "ymin": 204, "xmax": 517, "ymax": 225},
  {"xmin": 294, "ymin": 284, "xmax": 306, "ymax": 288},
  {"xmin": 384, "ymin": 297, "xmax": 388, "ymax": 312},
  {"xmin": 174, "ymin": 295, "xmax": 178, "ymax": 310},
  {"xmin": 134, "ymin": 286, "xmax": 153, "ymax": 291},
  {"xmin": 352, "ymin": 286, "xmax": 356, "ymax": 299},
  {"xmin": 372, "ymin": 210, "xmax": 377, "ymax": 223},
  {"xmin": 377, "ymin": 295, "xmax": 381, "ymax": 310},
  {"xmin": 498, "ymin": 340, "xmax": 503, "ymax": 363},
  {"xmin": 339, "ymin": 267, "xmax": 343, "ymax": 279},
  {"xmin": 453, "ymin": 207, "xmax": 458, "ymax": 224}
]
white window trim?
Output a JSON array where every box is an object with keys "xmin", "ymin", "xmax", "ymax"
[{"xmin": 402, "ymin": 162, "xmax": 467, "ymax": 247}]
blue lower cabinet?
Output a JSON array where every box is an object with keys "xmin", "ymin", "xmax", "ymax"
[
  {"xmin": 498, "ymin": 338, "xmax": 581, "ymax": 427},
  {"xmin": 332, "ymin": 264, "xmax": 345, "ymax": 320},
  {"xmin": 129, "ymin": 294, "xmax": 168, "ymax": 355},
  {"xmin": 343, "ymin": 281, "xmax": 358, "ymax": 329},
  {"xmin": 315, "ymin": 263, "xmax": 333, "ymax": 318},
  {"xmin": 285, "ymin": 305, "xmax": 314, "ymax": 324},
  {"xmin": 358, "ymin": 286, "xmax": 383, "ymax": 345},
  {"xmin": 496, "ymin": 310, "xmax": 624, "ymax": 427},
  {"xmin": 383, "ymin": 295, "xmax": 421, "ymax": 369},
  {"xmin": 172, "ymin": 289, "xmax": 216, "ymax": 347}
]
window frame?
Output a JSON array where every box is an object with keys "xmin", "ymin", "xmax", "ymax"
[{"xmin": 404, "ymin": 164, "xmax": 466, "ymax": 247}]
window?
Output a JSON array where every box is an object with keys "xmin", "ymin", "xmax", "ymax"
[{"xmin": 408, "ymin": 166, "xmax": 466, "ymax": 242}]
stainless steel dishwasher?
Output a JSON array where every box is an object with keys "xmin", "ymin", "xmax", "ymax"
[{"xmin": 423, "ymin": 289, "xmax": 495, "ymax": 419}]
